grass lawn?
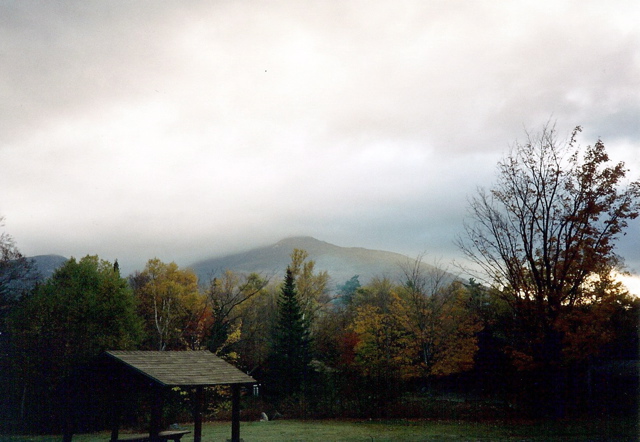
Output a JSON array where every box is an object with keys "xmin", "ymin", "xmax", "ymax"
[{"xmin": 3, "ymin": 417, "xmax": 638, "ymax": 441}]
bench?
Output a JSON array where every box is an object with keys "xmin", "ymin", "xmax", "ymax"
[{"xmin": 115, "ymin": 429, "xmax": 190, "ymax": 441}]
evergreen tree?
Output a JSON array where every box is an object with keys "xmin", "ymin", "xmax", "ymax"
[
  {"xmin": 336, "ymin": 275, "xmax": 361, "ymax": 307},
  {"xmin": 267, "ymin": 267, "xmax": 313, "ymax": 398}
]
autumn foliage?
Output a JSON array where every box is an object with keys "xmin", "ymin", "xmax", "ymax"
[{"xmin": 459, "ymin": 124, "xmax": 640, "ymax": 416}]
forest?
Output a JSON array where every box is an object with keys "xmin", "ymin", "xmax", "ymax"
[{"xmin": 1, "ymin": 125, "xmax": 639, "ymax": 435}]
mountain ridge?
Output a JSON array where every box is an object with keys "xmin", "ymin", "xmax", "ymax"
[
  {"xmin": 25, "ymin": 238, "xmax": 455, "ymax": 290},
  {"xmin": 189, "ymin": 236, "xmax": 448, "ymax": 288},
  {"xmin": 30, "ymin": 254, "xmax": 68, "ymax": 279}
]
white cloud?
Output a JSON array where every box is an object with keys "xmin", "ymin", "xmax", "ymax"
[
  {"xmin": 1, "ymin": 0, "xmax": 639, "ymax": 275},
  {"xmin": 615, "ymin": 272, "xmax": 640, "ymax": 298}
]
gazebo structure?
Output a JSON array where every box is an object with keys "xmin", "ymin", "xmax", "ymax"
[{"xmin": 64, "ymin": 351, "xmax": 255, "ymax": 442}]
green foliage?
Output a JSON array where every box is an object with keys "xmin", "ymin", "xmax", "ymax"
[
  {"xmin": 231, "ymin": 279, "xmax": 278, "ymax": 372},
  {"xmin": 9, "ymin": 256, "xmax": 141, "ymax": 377},
  {"xmin": 336, "ymin": 275, "xmax": 361, "ymax": 306},
  {"xmin": 7, "ymin": 255, "xmax": 142, "ymax": 431}
]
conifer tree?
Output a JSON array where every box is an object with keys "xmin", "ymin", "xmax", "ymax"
[{"xmin": 267, "ymin": 267, "xmax": 313, "ymax": 398}]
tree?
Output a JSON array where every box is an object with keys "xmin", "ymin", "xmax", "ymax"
[
  {"xmin": 458, "ymin": 124, "xmax": 640, "ymax": 415},
  {"xmin": 462, "ymin": 278, "xmax": 513, "ymax": 400},
  {"xmin": 0, "ymin": 217, "xmax": 38, "ymax": 303},
  {"xmin": 350, "ymin": 287, "xmax": 414, "ymax": 414},
  {"xmin": 132, "ymin": 259, "xmax": 204, "ymax": 350},
  {"xmin": 204, "ymin": 270, "xmax": 269, "ymax": 359},
  {"xmin": 336, "ymin": 275, "xmax": 361, "ymax": 307},
  {"xmin": 400, "ymin": 259, "xmax": 482, "ymax": 379},
  {"xmin": 288, "ymin": 249, "xmax": 330, "ymax": 322},
  {"xmin": 0, "ymin": 218, "xmax": 35, "ymax": 352},
  {"xmin": 0, "ymin": 218, "xmax": 37, "ymax": 426},
  {"xmin": 232, "ymin": 280, "xmax": 279, "ymax": 372},
  {"xmin": 7, "ymin": 255, "xmax": 142, "ymax": 430},
  {"xmin": 267, "ymin": 268, "xmax": 313, "ymax": 399}
]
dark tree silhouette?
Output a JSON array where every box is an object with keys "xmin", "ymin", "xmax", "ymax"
[
  {"xmin": 458, "ymin": 124, "xmax": 640, "ymax": 416},
  {"xmin": 267, "ymin": 267, "xmax": 313, "ymax": 399}
]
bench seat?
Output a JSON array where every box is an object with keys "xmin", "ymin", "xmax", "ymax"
[{"xmin": 116, "ymin": 429, "xmax": 190, "ymax": 441}]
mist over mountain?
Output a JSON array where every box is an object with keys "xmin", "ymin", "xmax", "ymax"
[
  {"xmin": 23, "ymin": 239, "xmax": 458, "ymax": 292},
  {"xmin": 30, "ymin": 255, "xmax": 68, "ymax": 280},
  {"xmin": 1, "ymin": 255, "xmax": 67, "ymax": 299},
  {"xmin": 188, "ymin": 236, "xmax": 454, "ymax": 289}
]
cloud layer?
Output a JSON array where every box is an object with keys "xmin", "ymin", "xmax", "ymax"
[{"xmin": 2, "ymin": 1, "xmax": 639, "ymax": 279}]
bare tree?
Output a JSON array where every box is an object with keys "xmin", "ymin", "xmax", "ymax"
[
  {"xmin": 460, "ymin": 125, "xmax": 639, "ymax": 308},
  {"xmin": 457, "ymin": 124, "xmax": 640, "ymax": 415},
  {"xmin": 205, "ymin": 270, "xmax": 269, "ymax": 354},
  {"xmin": 0, "ymin": 217, "xmax": 37, "ymax": 301}
]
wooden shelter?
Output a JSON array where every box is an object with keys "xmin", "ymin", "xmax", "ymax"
[{"xmin": 64, "ymin": 351, "xmax": 255, "ymax": 442}]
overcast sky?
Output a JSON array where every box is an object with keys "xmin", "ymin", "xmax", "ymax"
[{"xmin": 2, "ymin": 1, "xmax": 639, "ymax": 288}]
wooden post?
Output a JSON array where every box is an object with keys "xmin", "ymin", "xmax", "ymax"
[
  {"xmin": 149, "ymin": 385, "xmax": 164, "ymax": 442},
  {"xmin": 62, "ymin": 429, "xmax": 73, "ymax": 442},
  {"xmin": 110, "ymin": 389, "xmax": 122, "ymax": 442},
  {"xmin": 193, "ymin": 386, "xmax": 204, "ymax": 442},
  {"xmin": 110, "ymin": 423, "xmax": 119, "ymax": 442},
  {"xmin": 231, "ymin": 384, "xmax": 241, "ymax": 442},
  {"xmin": 110, "ymin": 404, "xmax": 120, "ymax": 442}
]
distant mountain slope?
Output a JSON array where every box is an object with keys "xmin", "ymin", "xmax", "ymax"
[
  {"xmin": 1, "ymin": 255, "xmax": 67, "ymax": 299},
  {"xmin": 189, "ymin": 236, "xmax": 450, "ymax": 288},
  {"xmin": 31, "ymin": 254, "xmax": 68, "ymax": 280}
]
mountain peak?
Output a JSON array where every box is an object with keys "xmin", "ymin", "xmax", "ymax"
[
  {"xmin": 30, "ymin": 254, "xmax": 68, "ymax": 279},
  {"xmin": 273, "ymin": 236, "xmax": 331, "ymax": 249},
  {"xmin": 275, "ymin": 236, "xmax": 320, "ymax": 245},
  {"xmin": 189, "ymin": 237, "xmax": 448, "ymax": 289}
]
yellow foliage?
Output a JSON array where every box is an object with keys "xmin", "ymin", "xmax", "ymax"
[
  {"xmin": 134, "ymin": 258, "xmax": 206, "ymax": 350},
  {"xmin": 403, "ymin": 280, "xmax": 482, "ymax": 377},
  {"xmin": 215, "ymin": 319, "xmax": 243, "ymax": 363},
  {"xmin": 350, "ymin": 292, "xmax": 418, "ymax": 380}
]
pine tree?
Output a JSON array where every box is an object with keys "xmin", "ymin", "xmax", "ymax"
[{"xmin": 268, "ymin": 267, "xmax": 313, "ymax": 398}]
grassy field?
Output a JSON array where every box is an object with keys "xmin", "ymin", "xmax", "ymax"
[{"xmin": 3, "ymin": 417, "xmax": 638, "ymax": 441}]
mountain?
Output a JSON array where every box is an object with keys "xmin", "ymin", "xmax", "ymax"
[
  {"xmin": 189, "ymin": 236, "xmax": 453, "ymax": 289},
  {"xmin": 30, "ymin": 254, "xmax": 68, "ymax": 280},
  {"xmin": 0, "ymin": 255, "xmax": 67, "ymax": 299}
]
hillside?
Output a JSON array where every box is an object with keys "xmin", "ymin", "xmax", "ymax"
[
  {"xmin": 31, "ymin": 254, "xmax": 68, "ymax": 279},
  {"xmin": 188, "ymin": 236, "xmax": 452, "ymax": 289},
  {"xmin": 1, "ymin": 255, "xmax": 67, "ymax": 299}
]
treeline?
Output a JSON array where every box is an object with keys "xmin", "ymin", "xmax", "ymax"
[{"xmin": 0, "ymin": 247, "xmax": 638, "ymax": 434}]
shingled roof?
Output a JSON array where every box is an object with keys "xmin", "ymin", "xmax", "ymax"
[{"xmin": 105, "ymin": 350, "xmax": 255, "ymax": 387}]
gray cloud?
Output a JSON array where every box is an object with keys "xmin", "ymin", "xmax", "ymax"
[{"xmin": 1, "ymin": 0, "xmax": 639, "ymax": 278}]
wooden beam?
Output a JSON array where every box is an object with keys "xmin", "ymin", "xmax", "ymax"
[{"xmin": 231, "ymin": 384, "xmax": 240, "ymax": 442}]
